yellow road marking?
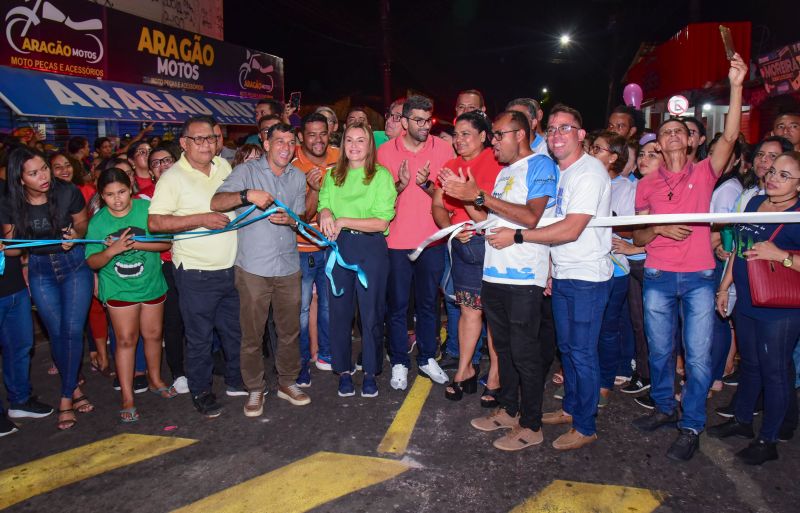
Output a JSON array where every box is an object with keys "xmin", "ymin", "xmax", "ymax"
[
  {"xmin": 377, "ymin": 376, "xmax": 433, "ymax": 455},
  {"xmin": 509, "ymin": 479, "xmax": 664, "ymax": 513},
  {"xmin": 0, "ymin": 433, "xmax": 197, "ymax": 510},
  {"xmin": 172, "ymin": 451, "xmax": 409, "ymax": 513}
]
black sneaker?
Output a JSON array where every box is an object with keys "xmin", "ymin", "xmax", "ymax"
[
  {"xmin": 7, "ymin": 397, "xmax": 54, "ymax": 419},
  {"xmin": 438, "ymin": 353, "xmax": 460, "ymax": 371},
  {"xmin": 715, "ymin": 403, "xmax": 734, "ymax": 418},
  {"xmin": 707, "ymin": 419, "xmax": 755, "ymax": 439},
  {"xmin": 622, "ymin": 374, "xmax": 651, "ymax": 394},
  {"xmin": 634, "ymin": 394, "xmax": 656, "ymax": 409},
  {"xmin": 722, "ymin": 369, "xmax": 739, "ymax": 386},
  {"xmin": 0, "ymin": 415, "xmax": 19, "ymax": 437},
  {"xmin": 632, "ymin": 409, "xmax": 678, "ymax": 432},
  {"xmin": 667, "ymin": 428, "xmax": 700, "ymax": 461},
  {"xmin": 778, "ymin": 425, "xmax": 794, "ymax": 443},
  {"xmin": 133, "ymin": 375, "xmax": 149, "ymax": 394},
  {"xmin": 113, "ymin": 377, "xmax": 121, "ymax": 391},
  {"xmin": 735, "ymin": 438, "xmax": 778, "ymax": 465},
  {"xmin": 193, "ymin": 393, "xmax": 222, "ymax": 418}
]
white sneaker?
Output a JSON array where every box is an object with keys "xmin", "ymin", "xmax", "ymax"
[
  {"xmin": 314, "ymin": 358, "xmax": 332, "ymax": 371},
  {"xmin": 390, "ymin": 364, "xmax": 408, "ymax": 390},
  {"xmin": 419, "ymin": 358, "xmax": 448, "ymax": 384},
  {"xmin": 172, "ymin": 376, "xmax": 189, "ymax": 394}
]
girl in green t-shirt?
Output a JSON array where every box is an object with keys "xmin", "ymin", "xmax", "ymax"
[{"xmin": 86, "ymin": 168, "xmax": 172, "ymax": 423}]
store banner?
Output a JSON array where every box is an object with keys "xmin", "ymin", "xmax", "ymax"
[
  {"xmin": 757, "ymin": 41, "xmax": 800, "ymax": 96},
  {"xmin": 0, "ymin": 65, "xmax": 258, "ymax": 124},
  {"xmin": 0, "ymin": 0, "xmax": 284, "ymax": 99}
]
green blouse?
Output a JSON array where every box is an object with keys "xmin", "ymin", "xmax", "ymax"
[{"xmin": 318, "ymin": 165, "xmax": 397, "ymax": 235}]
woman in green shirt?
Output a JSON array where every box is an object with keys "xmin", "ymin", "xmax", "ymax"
[
  {"xmin": 319, "ymin": 122, "xmax": 397, "ymax": 398},
  {"xmin": 86, "ymin": 168, "xmax": 172, "ymax": 422}
]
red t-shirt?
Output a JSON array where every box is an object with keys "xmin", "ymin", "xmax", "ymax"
[
  {"xmin": 135, "ymin": 175, "xmax": 156, "ymax": 199},
  {"xmin": 439, "ymin": 148, "xmax": 503, "ymax": 225},
  {"xmin": 635, "ymin": 157, "xmax": 717, "ymax": 272}
]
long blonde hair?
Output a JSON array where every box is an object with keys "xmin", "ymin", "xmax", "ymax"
[{"xmin": 331, "ymin": 122, "xmax": 378, "ymax": 187}]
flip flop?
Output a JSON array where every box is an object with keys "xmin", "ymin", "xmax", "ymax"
[
  {"xmin": 119, "ymin": 407, "xmax": 139, "ymax": 423},
  {"xmin": 149, "ymin": 386, "xmax": 178, "ymax": 399},
  {"xmin": 57, "ymin": 409, "xmax": 77, "ymax": 431}
]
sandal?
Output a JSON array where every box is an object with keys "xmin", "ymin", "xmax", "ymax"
[
  {"xmin": 72, "ymin": 395, "xmax": 95, "ymax": 414},
  {"xmin": 445, "ymin": 374, "xmax": 478, "ymax": 402},
  {"xmin": 480, "ymin": 387, "xmax": 500, "ymax": 408},
  {"xmin": 91, "ymin": 361, "xmax": 116, "ymax": 379},
  {"xmin": 119, "ymin": 407, "xmax": 140, "ymax": 423},
  {"xmin": 48, "ymin": 363, "xmax": 59, "ymax": 375},
  {"xmin": 149, "ymin": 386, "xmax": 178, "ymax": 399},
  {"xmin": 57, "ymin": 409, "xmax": 77, "ymax": 430},
  {"xmin": 552, "ymin": 371, "xmax": 564, "ymax": 385}
]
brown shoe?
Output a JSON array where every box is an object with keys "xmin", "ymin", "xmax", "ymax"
[
  {"xmin": 243, "ymin": 391, "xmax": 264, "ymax": 417},
  {"xmin": 470, "ymin": 407, "xmax": 518, "ymax": 432},
  {"xmin": 542, "ymin": 409, "xmax": 573, "ymax": 425},
  {"xmin": 552, "ymin": 428, "xmax": 598, "ymax": 451},
  {"xmin": 277, "ymin": 384, "xmax": 311, "ymax": 406},
  {"xmin": 493, "ymin": 425, "xmax": 543, "ymax": 451}
]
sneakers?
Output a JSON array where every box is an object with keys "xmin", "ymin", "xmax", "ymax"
[
  {"xmin": 133, "ymin": 375, "xmax": 149, "ymax": 394},
  {"xmin": 470, "ymin": 407, "xmax": 519, "ymax": 432},
  {"xmin": 0, "ymin": 415, "xmax": 19, "ymax": 437},
  {"xmin": 715, "ymin": 403, "xmax": 735, "ymax": 418},
  {"xmin": 172, "ymin": 376, "xmax": 189, "ymax": 394},
  {"xmin": 634, "ymin": 394, "xmax": 655, "ymax": 410},
  {"xmin": 598, "ymin": 393, "xmax": 610, "ymax": 408},
  {"xmin": 736, "ymin": 439, "xmax": 778, "ymax": 465},
  {"xmin": 552, "ymin": 428, "xmax": 598, "ymax": 451},
  {"xmin": 296, "ymin": 361, "xmax": 312, "ymax": 388},
  {"xmin": 243, "ymin": 391, "xmax": 265, "ymax": 417},
  {"xmin": 493, "ymin": 425, "xmax": 543, "ymax": 451},
  {"xmin": 632, "ymin": 410, "xmax": 678, "ymax": 432},
  {"xmin": 553, "ymin": 386, "xmax": 564, "ymax": 400},
  {"xmin": 338, "ymin": 373, "xmax": 356, "ymax": 397},
  {"xmin": 542, "ymin": 409, "xmax": 573, "ymax": 425},
  {"xmin": 226, "ymin": 385, "xmax": 249, "ymax": 397},
  {"xmin": 390, "ymin": 364, "xmax": 408, "ymax": 390},
  {"xmin": 193, "ymin": 393, "xmax": 222, "ymax": 418},
  {"xmin": 614, "ymin": 375, "xmax": 631, "ymax": 386},
  {"xmin": 7, "ymin": 398, "xmax": 54, "ymax": 419},
  {"xmin": 666, "ymin": 428, "xmax": 700, "ymax": 461},
  {"xmin": 361, "ymin": 375, "xmax": 379, "ymax": 398},
  {"xmin": 438, "ymin": 353, "xmax": 460, "ymax": 371},
  {"xmin": 621, "ymin": 374, "xmax": 651, "ymax": 394},
  {"xmin": 418, "ymin": 358, "xmax": 448, "ymax": 384},
  {"xmin": 722, "ymin": 369, "xmax": 739, "ymax": 386},
  {"xmin": 707, "ymin": 419, "xmax": 755, "ymax": 439},
  {"xmin": 315, "ymin": 357, "xmax": 332, "ymax": 372},
  {"xmin": 277, "ymin": 384, "xmax": 311, "ymax": 406}
]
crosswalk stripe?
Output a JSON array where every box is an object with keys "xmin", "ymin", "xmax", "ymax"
[
  {"xmin": 509, "ymin": 479, "xmax": 664, "ymax": 513},
  {"xmin": 171, "ymin": 451, "xmax": 409, "ymax": 513},
  {"xmin": 377, "ymin": 376, "xmax": 433, "ymax": 455},
  {"xmin": 0, "ymin": 433, "xmax": 197, "ymax": 510}
]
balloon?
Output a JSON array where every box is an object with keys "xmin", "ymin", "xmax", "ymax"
[{"xmin": 623, "ymin": 83, "xmax": 643, "ymax": 110}]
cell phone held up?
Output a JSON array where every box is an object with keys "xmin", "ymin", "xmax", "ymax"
[{"xmin": 719, "ymin": 25, "xmax": 736, "ymax": 61}]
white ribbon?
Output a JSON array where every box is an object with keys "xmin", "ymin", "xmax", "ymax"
[{"xmin": 408, "ymin": 211, "xmax": 800, "ymax": 262}]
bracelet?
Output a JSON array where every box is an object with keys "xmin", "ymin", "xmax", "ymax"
[{"xmin": 715, "ymin": 290, "xmax": 728, "ymax": 296}]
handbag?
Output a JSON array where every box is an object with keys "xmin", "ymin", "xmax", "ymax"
[{"xmin": 747, "ymin": 220, "xmax": 800, "ymax": 308}]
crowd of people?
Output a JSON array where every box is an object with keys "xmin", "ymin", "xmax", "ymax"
[{"xmin": 1, "ymin": 52, "xmax": 800, "ymax": 466}]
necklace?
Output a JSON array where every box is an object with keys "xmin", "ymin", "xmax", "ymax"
[
  {"xmin": 661, "ymin": 172, "xmax": 688, "ymax": 201},
  {"xmin": 768, "ymin": 196, "xmax": 796, "ymax": 205}
]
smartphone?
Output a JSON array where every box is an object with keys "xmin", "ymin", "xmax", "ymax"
[
  {"xmin": 719, "ymin": 25, "xmax": 736, "ymax": 61},
  {"xmin": 289, "ymin": 91, "xmax": 301, "ymax": 111}
]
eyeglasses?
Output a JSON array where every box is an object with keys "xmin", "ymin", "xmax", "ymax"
[
  {"xmin": 755, "ymin": 151, "xmax": 779, "ymax": 161},
  {"xmin": 182, "ymin": 134, "xmax": 219, "ymax": 145},
  {"xmin": 491, "ymin": 129, "xmax": 520, "ymax": 141},
  {"xmin": 638, "ymin": 151, "xmax": 661, "ymax": 160},
  {"xmin": 404, "ymin": 116, "xmax": 433, "ymax": 128},
  {"xmin": 546, "ymin": 125, "xmax": 579, "ymax": 136},
  {"xmin": 688, "ymin": 129, "xmax": 699, "ymax": 137},
  {"xmin": 589, "ymin": 144, "xmax": 613, "ymax": 155},
  {"xmin": 386, "ymin": 112, "xmax": 402, "ymax": 122},
  {"xmin": 149, "ymin": 156, "xmax": 174, "ymax": 169},
  {"xmin": 766, "ymin": 168, "xmax": 800, "ymax": 183},
  {"xmin": 135, "ymin": 148, "xmax": 152, "ymax": 157},
  {"xmin": 658, "ymin": 127, "xmax": 687, "ymax": 137}
]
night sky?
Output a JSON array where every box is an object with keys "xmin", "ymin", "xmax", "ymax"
[{"xmin": 224, "ymin": 0, "xmax": 795, "ymax": 129}]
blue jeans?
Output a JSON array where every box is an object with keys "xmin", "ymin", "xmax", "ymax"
[
  {"xmin": 299, "ymin": 251, "xmax": 330, "ymax": 362},
  {"xmin": 387, "ymin": 245, "xmax": 445, "ymax": 367},
  {"xmin": 711, "ymin": 258, "xmax": 732, "ymax": 381},
  {"xmin": 734, "ymin": 310, "xmax": 800, "ymax": 441},
  {"xmin": 0, "ymin": 289, "xmax": 34, "ymax": 413},
  {"xmin": 28, "ymin": 249, "xmax": 93, "ymax": 398},
  {"xmin": 552, "ymin": 278, "xmax": 612, "ymax": 436},
  {"xmin": 441, "ymin": 251, "xmax": 461, "ymax": 358},
  {"xmin": 599, "ymin": 275, "xmax": 631, "ymax": 389},
  {"xmin": 643, "ymin": 268, "xmax": 715, "ymax": 433}
]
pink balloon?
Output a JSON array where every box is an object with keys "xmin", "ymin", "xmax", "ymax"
[{"xmin": 623, "ymin": 83, "xmax": 643, "ymax": 110}]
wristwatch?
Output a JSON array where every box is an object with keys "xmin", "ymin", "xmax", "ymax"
[
  {"xmin": 783, "ymin": 253, "xmax": 794, "ymax": 268},
  {"xmin": 419, "ymin": 179, "xmax": 433, "ymax": 190},
  {"xmin": 514, "ymin": 229, "xmax": 524, "ymax": 244},
  {"xmin": 474, "ymin": 190, "xmax": 485, "ymax": 207},
  {"xmin": 240, "ymin": 189, "xmax": 251, "ymax": 206}
]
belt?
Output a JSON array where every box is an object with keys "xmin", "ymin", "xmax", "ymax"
[{"xmin": 341, "ymin": 228, "xmax": 379, "ymax": 236}]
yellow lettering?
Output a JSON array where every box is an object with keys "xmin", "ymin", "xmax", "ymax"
[
  {"xmin": 152, "ymin": 30, "xmax": 166, "ymax": 57},
  {"xmin": 165, "ymin": 35, "xmax": 179, "ymax": 60},
  {"xmin": 137, "ymin": 27, "xmax": 153, "ymax": 53}
]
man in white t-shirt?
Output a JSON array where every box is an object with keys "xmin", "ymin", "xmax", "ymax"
[
  {"xmin": 489, "ymin": 104, "xmax": 612, "ymax": 451},
  {"xmin": 441, "ymin": 111, "xmax": 557, "ymax": 451}
]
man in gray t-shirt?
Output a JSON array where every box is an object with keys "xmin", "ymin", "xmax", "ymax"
[{"xmin": 211, "ymin": 123, "xmax": 309, "ymax": 416}]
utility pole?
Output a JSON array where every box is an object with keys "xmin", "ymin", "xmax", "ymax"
[{"xmin": 380, "ymin": 0, "xmax": 392, "ymax": 109}]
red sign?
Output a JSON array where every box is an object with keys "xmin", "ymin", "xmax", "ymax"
[{"xmin": 757, "ymin": 41, "xmax": 800, "ymax": 96}]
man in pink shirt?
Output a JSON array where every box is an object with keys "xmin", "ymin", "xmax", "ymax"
[
  {"xmin": 377, "ymin": 95, "xmax": 455, "ymax": 390},
  {"xmin": 631, "ymin": 53, "xmax": 748, "ymax": 461}
]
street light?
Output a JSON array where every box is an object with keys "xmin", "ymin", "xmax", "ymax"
[
  {"xmin": 542, "ymin": 87, "xmax": 548, "ymax": 94},
  {"xmin": 559, "ymin": 34, "xmax": 571, "ymax": 46}
]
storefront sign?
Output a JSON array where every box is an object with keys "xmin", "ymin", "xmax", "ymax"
[{"xmin": 757, "ymin": 41, "xmax": 800, "ymax": 96}]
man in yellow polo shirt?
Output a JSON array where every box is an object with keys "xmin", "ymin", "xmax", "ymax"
[{"xmin": 148, "ymin": 115, "xmax": 243, "ymax": 418}]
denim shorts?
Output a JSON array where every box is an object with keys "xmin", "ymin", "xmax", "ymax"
[{"xmin": 451, "ymin": 235, "xmax": 485, "ymax": 309}]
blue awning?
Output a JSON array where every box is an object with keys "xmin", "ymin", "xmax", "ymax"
[{"xmin": 0, "ymin": 66, "xmax": 257, "ymax": 125}]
